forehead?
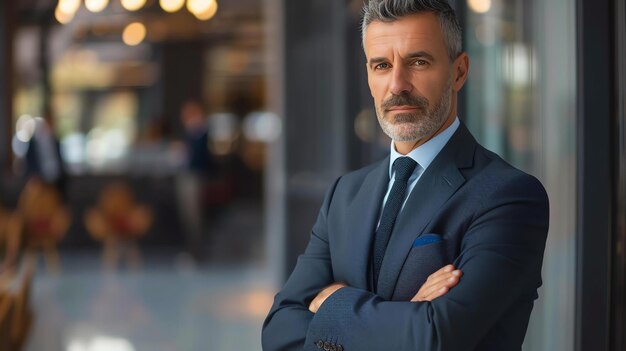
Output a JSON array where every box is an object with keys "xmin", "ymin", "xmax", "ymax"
[{"xmin": 364, "ymin": 12, "xmax": 447, "ymax": 58}]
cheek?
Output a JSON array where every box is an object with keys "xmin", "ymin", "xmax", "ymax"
[
  {"xmin": 413, "ymin": 73, "xmax": 447, "ymax": 101},
  {"xmin": 367, "ymin": 75, "xmax": 387, "ymax": 102},
  {"xmin": 366, "ymin": 74, "xmax": 377, "ymax": 98}
]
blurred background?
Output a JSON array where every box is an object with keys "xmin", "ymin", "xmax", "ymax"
[{"xmin": 0, "ymin": 0, "xmax": 623, "ymax": 351}]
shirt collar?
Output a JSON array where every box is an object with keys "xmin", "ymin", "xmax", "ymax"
[{"xmin": 389, "ymin": 117, "xmax": 460, "ymax": 178}]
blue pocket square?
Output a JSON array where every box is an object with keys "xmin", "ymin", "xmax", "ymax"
[{"xmin": 412, "ymin": 234, "xmax": 443, "ymax": 248}]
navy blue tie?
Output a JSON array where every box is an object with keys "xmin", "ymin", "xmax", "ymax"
[{"xmin": 372, "ymin": 156, "xmax": 418, "ymax": 289}]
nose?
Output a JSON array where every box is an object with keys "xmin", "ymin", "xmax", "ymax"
[{"xmin": 390, "ymin": 65, "xmax": 413, "ymax": 96}]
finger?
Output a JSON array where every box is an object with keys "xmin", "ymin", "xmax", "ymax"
[
  {"xmin": 419, "ymin": 275, "xmax": 460, "ymax": 297},
  {"xmin": 412, "ymin": 269, "xmax": 461, "ymax": 302},
  {"xmin": 412, "ymin": 277, "xmax": 454, "ymax": 302},
  {"xmin": 309, "ymin": 295, "xmax": 321, "ymax": 313},
  {"xmin": 309, "ymin": 298, "xmax": 319, "ymax": 313},
  {"xmin": 426, "ymin": 264, "xmax": 455, "ymax": 282},
  {"xmin": 420, "ymin": 270, "xmax": 462, "ymax": 297},
  {"xmin": 310, "ymin": 283, "xmax": 345, "ymax": 312},
  {"xmin": 412, "ymin": 285, "xmax": 450, "ymax": 302},
  {"xmin": 418, "ymin": 272, "xmax": 463, "ymax": 302},
  {"xmin": 423, "ymin": 286, "xmax": 449, "ymax": 301}
]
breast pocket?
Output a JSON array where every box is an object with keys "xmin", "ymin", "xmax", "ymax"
[{"xmin": 392, "ymin": 234, "xmax": 452, "ymax": 301}]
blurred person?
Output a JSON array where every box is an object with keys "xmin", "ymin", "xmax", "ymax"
[
  {"xmin": 262, "ymin": 1, "xmax": 549, "ymax": 350},
  {"xmin": 176, "ymin": 99, "xmax": 214, "ymax": 259},
  {"xmin": 24, "ymin": 117, "xmax": 65, "ymax": 195},
  {"xmin": 180, "ymin": 100, "xmax": 213, "ymax": 172}
]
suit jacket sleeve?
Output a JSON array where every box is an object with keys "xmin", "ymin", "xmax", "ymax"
[
  {"xmin": 262, "ymin": 177, "xmax": 341, "ymax": 351},
  {"xmin": 302, "ymin": 173, "xmax": 549, "ymax": 351}
]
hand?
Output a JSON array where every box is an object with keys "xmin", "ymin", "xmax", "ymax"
[
  {"xmin": 309, "ymin": 282, "xmax": 348, "ymax": 313},
  {"xmin": 411, "ymin": 264, "xmax": 462, "ymax": 302}
]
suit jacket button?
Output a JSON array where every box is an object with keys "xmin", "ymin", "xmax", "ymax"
[
  {"xmin": 323, "ymin": 341, "xmax": 331, "ymax": 351},
  {"xmin": 330, "ymin": 345, "xmax": 337, "ymax": 351},
  {"xmin": 336, "ymin": 345, "xmax": 343, "ymax": 351},
  {"xmin": 316, "ymin": 340, "xmax": 324, "ymax": 349}
]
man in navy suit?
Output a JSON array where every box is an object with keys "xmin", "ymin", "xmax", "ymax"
[{"xmin": 262, "ymin": 1, "xmax": 549, "ymax": 350}]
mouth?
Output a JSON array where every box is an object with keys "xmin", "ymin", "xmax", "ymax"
[{"xmin": 386, "ymin": 106, "xmax": 419, "ymax": 113}]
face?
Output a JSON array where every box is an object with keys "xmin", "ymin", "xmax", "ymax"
[{"xmin": 364, "ymin": 12, "xmax": 468, "ymax": 144}]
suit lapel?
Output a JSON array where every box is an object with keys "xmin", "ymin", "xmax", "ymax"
[
  {"xmin": 342, "ymin": 156, "xmax": 390, "ymax": 290},
  {"xmin": 376, "ymin": 123, "xmax": 476, "ymax": 299}
]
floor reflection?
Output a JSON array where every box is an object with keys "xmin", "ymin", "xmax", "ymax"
[{"xmin": 24, "ymin": 252, "xmax": 274, "ymax": 351}]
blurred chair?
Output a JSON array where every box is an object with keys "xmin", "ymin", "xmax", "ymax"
[
  {"xmin": 0, "ymin": 254, "xmax": 35, "ymax": 351},
  {"xmin": 0, "ymin": 204, "xmax": 23, "ymax": 273},
  {"xmin": 84, "ymin": 182, "xmax": 152, "ymax": 271},
  {"xmin": 16, "ymin": 179, "xmax": 70, "ymax": 274},
  {"xmin": 0, "ymin": 198, "xmax": 38, "ymax": 350},
  {"xmin": 0, "ymin": 267, "xmax": 15, "ymax": 350}
]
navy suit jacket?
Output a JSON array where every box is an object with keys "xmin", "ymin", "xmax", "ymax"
[{"xmin": 262, "ymin": 123, "xmax": 549, "ymax": 351}]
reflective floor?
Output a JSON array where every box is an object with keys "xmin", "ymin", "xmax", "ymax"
[{"xmin": 24, "ymin": 251, "xmax": 275, "ymax": 351}]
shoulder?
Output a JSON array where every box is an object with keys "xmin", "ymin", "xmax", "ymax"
[
  {"xmin": 335, "ymin": 158, "xmax": 386, "ymax": 191},
  {"xmin": 473, "ymin": 145, "xmax": 549, "ymax": 208},
  {"xmin": 320, "ymin": 157, "xmax": 387, "ymax": 208},
  {"xmin": 341, "ymin": 159, "xmax": 385, "ymax": 182}
]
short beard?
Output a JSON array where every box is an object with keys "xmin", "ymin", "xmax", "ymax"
[{"xmin": 376, "ymin": 80, "xmax": 452, "ymax": 143}]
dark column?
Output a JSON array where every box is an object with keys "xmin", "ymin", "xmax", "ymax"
[
  {"xmin": 611, "ymin": 0, "xmax": 626, "ymax": 349},
  {"xmin": 0, "ymin": 1, "xmax": 14, "ymax": 172},
  {"xmin": 39, "ymin": 22, "xmax": 52, "ymax": 122},
  {"xmin": 282, "ymin": 0, "xmax": 359, "ymax": 275},
  {"xmin": 575, "ymin": 0, "xmax": 615, "ymax": 350},
  {"xmin": 160, "ymin": 41, "xmax": 204, "ymax": 135}
]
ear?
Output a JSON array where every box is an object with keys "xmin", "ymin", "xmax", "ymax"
[{"xmin": 452, "ymin": 52, "xmax": 469, "ymax": 92}]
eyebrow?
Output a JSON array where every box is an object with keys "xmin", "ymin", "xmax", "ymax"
[
  {"xmin": 368, "ymin": 51, "xmax": 436, "ymax": 65},
  {"xmin": 368, "ymin": 57, "xmax": 388, "ymax": 66},
  {"xmin": 406, "ymin": 51, "xmax": 435, "ymax": 61}
]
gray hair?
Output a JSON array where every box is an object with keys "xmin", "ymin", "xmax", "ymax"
[{"xmin": 361, "ymin": 0, "xmax": 463, "ymax": 62}]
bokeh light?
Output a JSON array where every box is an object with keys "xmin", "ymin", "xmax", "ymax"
[
  {"xmin": 186, "ymin": 0, "xmax": 213, "ymax": 17},
  {"xmin": 467, "ymin": 0, "xmax": 492, "ymax": 14},
  {"xmin": 194, "ymin": 0, "xmax": 218, "ymax": 21},
  {"xmin": 55, "ymin": 5, "xmax": 75, "ymax": 24},
  {"xmin": 15, "ymin": 114, "xmax": 36, "ymax": 143},
  {"xmin": 122, "ymin": 22, "xmax": 147, "ymax": 46},
  {"xmin": 160, "ymin": 0, "xmax": 185, "ymax": 13},
  {"xmin": 85, "ymin": 0, "xmax": 109, "ymax": 13},
  {"xmin": 242, "ymin": 112, "xmax": 281, "ymax": 143},
  {"xmin": 58, "ymin": 0, "xmax": 81, "ymax": 14},
  {"xmin": 67, "ymin": 336, "xmax": 136, "ymax": 351},
  {"xmin": 121, "ymin": 0, "xmax": 146, "ymax": 11}
]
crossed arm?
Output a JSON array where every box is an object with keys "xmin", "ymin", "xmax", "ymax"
[
  {"xmin": 308, "ymin": 264, "xmax": 462, "ymax": 313},
  {"xmin": 262, "ymin": 174, "xmax": 549, "ymax": 351}
]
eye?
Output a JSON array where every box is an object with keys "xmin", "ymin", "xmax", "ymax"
[
  {"xmin": 413, "ymin": 59, "xmax": 429, "ymax": 66},
  {"xmin": 374, "ymin": 62, "xmax": 391, "ymax": 70}
]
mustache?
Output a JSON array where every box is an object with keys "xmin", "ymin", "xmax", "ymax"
[{"xmin": 381, "ymin": 93, "xmax": 429, "ymax": 112}]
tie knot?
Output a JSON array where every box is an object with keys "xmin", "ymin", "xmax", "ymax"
[{"xmin": 393, "ymin": 157, "xmax": 417, "ymax": 181}]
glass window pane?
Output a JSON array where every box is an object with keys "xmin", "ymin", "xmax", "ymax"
[{"xmin": 463, "ymin": 0, "xmax": 577, "ymax": 349}]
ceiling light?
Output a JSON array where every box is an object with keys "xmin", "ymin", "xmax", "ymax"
[
  {"xmin": 187, "ymin": 0, "xmax": 213, "ymax": 16},
  {"xmin": 194, "ymin": 0, "xmax": 218, "ymax": 21},
  {"xmin": 85, "ymin": 0, "xmax": 109, "ymax": 13},
  {"xmin": 57, "ymin": 0, "xmax": 81, "ymax": 14},
  {"xmin": 160, "ymin": 0, "xmax": 185, "ymax": 13},
  {"xmin": 121, "ymin": 0, "xmax": 146, "ymax": 11}
]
